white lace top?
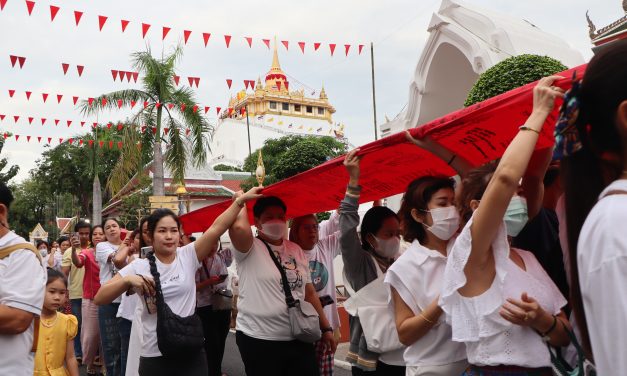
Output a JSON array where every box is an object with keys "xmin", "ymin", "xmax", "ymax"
[{"xmin": 439, "ymin": 213, "xmax": 567, "ymax": 367}]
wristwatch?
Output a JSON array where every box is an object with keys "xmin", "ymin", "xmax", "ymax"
[{"xmin": 321, "ymin": 327, "xmax": 333, "ymax": 334}]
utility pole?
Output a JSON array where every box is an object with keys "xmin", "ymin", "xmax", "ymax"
[{"xmin": 370, "ymin": 42, "xmax": 378, "ymax": 140}]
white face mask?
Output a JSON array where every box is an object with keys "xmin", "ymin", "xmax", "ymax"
[
  {"xmin": 424, "ymin": 206, "xmax": 460, "ymax": 241},
  {"xmin": 260, "ymin": 220, "xmax": 286, "ymax": 240},
  {"xmin": 39, "ymin": 249, "xmax": 48, "ymax": 257},
  {"xmin": 372, "ymin": 236, "xmax": 400, "ymax": 258},
  {"xmin": 504, "ymin": 196, "xmax": 529, "ymax": 237}
]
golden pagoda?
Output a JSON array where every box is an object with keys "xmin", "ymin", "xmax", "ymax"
[{"xmin": 225, "ymin": 40, "xmax": 336, "ymax": 123}]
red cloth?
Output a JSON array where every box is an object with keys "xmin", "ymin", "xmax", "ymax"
[
  {"xmin": 180, "ymin": 64, "xmax": 586, "ymax": 233},
  {"xmin": 78, "ymin": 249, "xmax": 101, "ymax": 300}
]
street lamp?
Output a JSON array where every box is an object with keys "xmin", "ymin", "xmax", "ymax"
[{"xmin": 175, "ymin": 184, "xmax": 190, "ymax": 214}]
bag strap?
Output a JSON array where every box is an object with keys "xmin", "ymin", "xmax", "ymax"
[
  {"xmin": 603, "ymin": 189, "xmax": 627, "ymax": 198},
  {"xmin": 257, "ymin": 237, "xmax": 296, "ymax": 308},
  {"xmin": 0, "ymin": 243, "xmax": 42, "ymax": 265},
  {"xmin": 146, "ymin": 251, "xmax": 166, "ymax": 306},
  {"xmin": 547, "ymin": 319, "xmax": 587, "ymax": 374}
]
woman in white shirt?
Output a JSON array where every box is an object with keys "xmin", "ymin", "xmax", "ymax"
[
  {"xmin": 557, "ymin": 40, "xmax": 627, "ymax": 374},
  {"xmin": 439, "ymin": 76, "xmax": 572, "ymax": 375},
  {"xmin": 385, "ymin": 176, "xmax": 468, "ymax": 376},
  {"xmin": 94, "ymin": 187, "xmax": 262, "ymax": 376}
]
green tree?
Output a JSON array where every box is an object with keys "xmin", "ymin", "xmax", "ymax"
[
  {"xmin": 0, "ymin": 139, "xmax": 19, "ymax": 185},
  {"xmin": 80, "ymin": 46, "xmax": 211, "ymax": 196},
  {"xmin": 9, "ymin": 176, "xmax": 50, "ymax": 237},
  {"xmin": 464, "ymin": 55, "xmax": 567, "ymax": 107},
  {"xmin": 213, "ymin": 164, "xmax": 243, "ymax": 172},
  {"xmin": 117, "ymin": 175, "xmax": 151, "ymax": 230}
]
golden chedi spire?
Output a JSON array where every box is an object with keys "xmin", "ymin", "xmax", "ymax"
[{"xmin": 266, "ymin": 37, "xmax": 289, "ymax": 93}]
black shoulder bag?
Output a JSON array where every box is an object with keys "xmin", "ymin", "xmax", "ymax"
[{"xmin": 147, "ymin": 251, "xmax": 205, "ymax": 358}]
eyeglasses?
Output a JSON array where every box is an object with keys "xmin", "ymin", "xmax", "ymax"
[{"xmin": 302, "ymin": 224, "xmax": 319, "ymax": 231}]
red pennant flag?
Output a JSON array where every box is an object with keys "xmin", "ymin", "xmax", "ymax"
[
  {"xmin": 202, "ymin": 32, "xmax": 211, "ymax": 46},
  {"xmin": 68, "ymin": 138, "xmax": 73, "ymax": 145},
  {"xmin": 79, "ymin": 139, "xmax": 83, "ymax": 146},
  {"xmin": 117, "ymin": 70, "xmax": 124, "ymax": 81},
  {"xmin": 358, "ymin": 44, "xmax": 364, "ymax": 55},
  {"xmin": 298, "ymin": 42, "xmax": 306, "ymax": 53},
  {"xmin": 98, "ymin": 15, "xmax": 107, "ymax": 31},
  {"xmin": 106, "ymin": 122, "xmax": 112, "ymax": 129},
  {"xmin": 226, "ymin": 79, "xmax": 232, "ymax": 89},
  {"xmin": 0, "ymin": 115, "xmax": 4, "ymax": 121},
  {"xmin": 250, "ymin": 80, "xmax": 256, "ymax": 90},
  {"xmin": 329, "ymin": 43, "xmax": 336, "ymax": 56},
  {"xmin": 125, "ymin": 71, "xmax": 132, "ymax": 82},
  {"xmin": 25, "ymin": 91, "xmax": 31, "ymax": 99},
  {"xmin": 183, "ymin": 30, "xmax": 192, "ymax": 44},
  {"xmin": 25, "ymin": 0, "xmax": 35, "ymax": 15},
  {"xmin": 9, "ymin": 55, "xmax": 17, "ymax": 67},
  {"xmin": 186, "ymin": 128, "xmax": 191, "ymax": 136},
  {"xmin": 72, "ymin": 96, "xmax": 79, "ymax": 105},
  {"xmin": 117, "ymin": 99, "xmax": 123, "ymax": 108},
  {"xmin": 13, "ymin": 116, "xmax": 19, "ymax": 123},
  {"xmin": 61, "ymin": 63, "xmax": 69, "ymax": 74},
  {"xmin": 66, "ymin": 120, "xmax": 72, "ymax": 127},
  {"xmin": 151, "ymin": 127, "xmax": 156, "ymax": 135},
  {"xmin": 132, "ymin": 72, "xmax": 138, "ymax": 82},
  {"xmin": 344, "ymin": 44, "xmax": 351, "ymax": 56},
  {"xmin": 244, "ymin": 80, "xmax": 249, "ymax": 90},
  {"xmin": 314, "ymin": 42, "xmax": 321, "ymax": 51},
  {"xmin": 80, "ymin": 121, "xmax": 85, "ymax": 127},
  {"xmin": 28, "ymin": 117, "xmax": 33, "ymax": 124},
  {"xmin": 42, "ymin": 93, "xmax": 48, "ymax": 103},
  {"xmin": 0, "ymin": 0, "xmax": 7, "ymax": 10},
  {"xmin": 76, "ymin": 65, "xmax": 84, "ymax": 76},
  {"xmin": 54, "ymin": 119, "xmax": 59, "ymax": 125},
  {"xmin": 204, "ymin": 106, "xmax": 209, "ymax": 114},
  {"xmin": 240, "ymin": 107, "xmax": 246, "ymax": 115},
  {"xmin": 281, "ymin": 40, "xmax": 289, "ymax": 50},
  {"xmin": 155, "ymin": 102, "xmax": 162, "ymax": 108},
  {"xmin": 162, "ymin": 26, "xmax": 171, "ymax": 40},
  {"xmin": 224, "ymin": 35, "xmax": 231, "ymax": 48},
  {"xmin": 101, "ymin": 97, "xmax": 107, "ymax": 106},
  {"xmin": 188, "ymin": 77, "xmax": 194, "ymax": 86},
  {"xmin": 216, "ymin": 107, "xmax": 221, "ymax": 115},
  {"xmin": 8, "ymin": 89, "xmax": 15, "ymax": 97},
  {"xmin": 49, "ymin": 5, "xmax": 59, "ymax": 21},
  {"xmin": 88, "ymin": 140, "xmax": 94, "ymax": 147},
  {"xmin": 27, "ymin": 136, "xmax": 31, "ymax": 142},
  {"xmin": 14, "ymin": 135, "xmax": 19, "ymax": 141},
  {"xmin": 59, "ymin": 138, "xmax": 64, "ymax": 144},
  {"xmin": 163, "ymin": 128, "xmax": 169, "ymax": 135},
  {"xmin": 92, "ymin": 122, "xmax": 97, "ymax": 128},
  {"xmin": 117, "ymin": 123, "xmax": 123, "ymax": 131},
  {"xmin": 111, "ymin": 69, "xmax": 118, "ymax": 81},
  {"xmin": 143, "ymin": 101, "xmax": 149, "ymax": 108},
  {"xmin": 173, "ymin": 75, "xmax": 180, "ymax": 85},
  {"xmin": 40, "ymin": 118, "xmax": 46, "ymax": 125},
  {"xmin": 121, "ymin": 19, "xmax": 129, "ymax": 32},
  {"xmin": 47, "ymin": 137, "xmax": 52, "ymax": 144},
  {"xmin": 141, "ymin": 23, "xmax": 150, "ymax": 38},
  {"xmin": 167, "ymin": 103, "xmax": 174, "ymax": 110},
  {"xmin": 117, "ymin": 141, "xmax": 123, "ymax": 149},
  {"xmin": 3, "ymin": 133, "xmax": 7, "ymax": 139},
  {"xmin": 88, "ymin": 97, "xmax": 94, "ymax": 106},
  {"xmin": 181, "ymin": 103, "xmax": 186, "ymax": 112},
  {"xmin": 98, "ymin": 141, "xmax": 104, "ymax": 148},
  {"xmin": 262, "ymin": 39, "xmax": 270, "ymax": 49},
  {"xmin": 245, "ymin": 37, "xmax": 253, "ymax": 48},
  {"xmin": 74, "ymin": 11, "xmax": 83, "ymax": 26},
  {"xmin": 56, "ymin": 94, "xmax": 63, "ymax": 103},
  {"xmin": 284, "ymin": 81, "xmax": 289, "ymax": 91},
  {"xmin": 228, "ymin": 108, "xmax": 233, "ymax": 116},
  {"xmin": 18, "ymin": 56, "xmax": 26, "ymax": 68},
  {"xmin": 38, "ymin": 136, "xmax": 42, "ymax": 143},
  {"xmin": 141, "ymin": 126, "xmax": 146, "ymax": 133},
  {"xmin": 276, "ymin": 81, "xmax": 282, "ymax": 91},
  {"xmin": 130, "ymin": 100, "xmax": 136, "ymax": 108},
  {"xmin": 192, "ymin": 105, "xmax": 198, "ymax": 113},
  {"xmin": 194, "ymin": 77, "xmax": 200, "ymax": 88}
]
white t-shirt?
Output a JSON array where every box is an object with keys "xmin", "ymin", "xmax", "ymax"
[
  {"xmin": 578, "ymin": 179, "xmax": 627, "ymax": 375},
  {"xmin": 439, "ymin": 214, "xmax": 567, "ymax": 367},
  {"xmin": 118, "ymin": 243, "xmax": 200, "ymax": 357},
  {"xmin": 385, "ymin": 240, "xmax": 466, "ymax": 366},
  {"xmin": 96, "ymin": 241, "xmax": 122, "ymax": 303},
  {"xmin": 234, "ymin": 238, "xmax": 312, "ymax": 341},
  {"xmin": 0, "ymin": 231, "xmax": 46, "ymax": 376}
]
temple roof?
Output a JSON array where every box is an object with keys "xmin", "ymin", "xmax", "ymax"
[{"xmin": 587, "ymin": 2, "xmax": 627, "ymax": 46}]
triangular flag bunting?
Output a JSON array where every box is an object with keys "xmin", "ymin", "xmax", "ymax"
[
  {"xmin": 13, "ymin": 116, "xmax": 19, "ymax": 123},
  {"xmin": 72, "ymin": 96, "xmax": 79, "ymax": 105},
  {"xmin": 151, "ymin": 127, "xmax": 156, "ymax": 135},
  {"xmin": 77, "ymin": 65, "xmax": 84, "ymax": 76},
  {"xmin": 228, "ymin": 108, "xmax": 233, "ymax": 116},
  {"xmin": 54, "ymin": 119, "xmax": 59, "ymax": 125},
  {"xmin": 163, "ymin": 128, "xmax": 169, "ymax": 135},
  {"xmin": 156, "ymin": 102, "xmax": 162, "ymax": 108},
  {"xmin": 132, "ymin": 71, "xmax": 138, "ymax": 82},
  {"xmin": 3, "ymin": 133, "xmax": 7, "ymax": 139},
  {"xmin": 358, "ymin": 44, "xmax": 364, "ymax": 55},
  {"xmin": 25, "ymin": 0, "xmax": 34, "ymax": 15},
  {"xmin": 68, "ymin": 138, "xmax": 73, "ymax": 145},
  {"xmin": 61, "ymin": 63, "xmax": 69, "ymax": 75},
  {"xmin": 173, "ymin": 75, "xmax": 180, "ymax": 85},
  {"xmin": 38, "ymin": 136, "xmax": 42, "ymax": 143},
  {"xmin": 244, "ymin": 80, "xmax": 249, "ymax": 90},
  {"xmin": 0, "ymin": 0, "xmax": 7, "ymax": 11},
  {"xmin": 111, "ymin": 69, "xmax": 118, "ymax": 81},
  {"xmin": 56, "ymin": 94, "xmax": 63, "ymax": 103},
  {"xmin": 298, "ymin": 42, "xmax": 306, "ymax": 53},
  {"xmin": 66, "ymin": 120, "xmax": 72, "ymax": 127},
  {"xmin": 0, "ymin": 114, "xmax": 4, "ymax": 121},
  {"xmin": 121, "ymin": 19, "xmax": 129, "ymax": 32},
  {"xmin": 204, "ymin": 106, "xmax": 209, "ymax": 114},
  {"xmin": 117, "ymin": 123, "xmax": 123, "ymax": 131},
  {"xmin": 245, "ymin": 37, "xmax": 253, "ymax": 48},
  {"xmin": 281, "ymin": 40, "xmax": 289, "ymax": 50},
  {"xmin": 8, "ymin": 89, "xmax": 15, "ymax": 97},
  {"xmin": 25, "ymin": 91, "xmax": 31, "ymax": 100},
  {"xmin": 329, "ymin": 43, "xmax": 336, "ymax": 56},
  {"xmin": 183, "ymin": 30, "xmax": 192, "ymax": 44},
  {"xmin": 28, "ymin": 117, "xmax": 33, "ymax": 124},
  {"xmin": 98, "ymin": 15, "xmax": 107, "ymax": 31},
  {"xmin": 167, "ymin": 103, "xmax": 174, "ymax": 110},
  {"xmin": 188, "ymin": 77, "xmax": 194, "ymax": 86},
  {"xmin": 98, "ymin": 141, "xmax": 104, "ymax": 148},
  {"xmin": 240, "ymin": 107, "xmax": 246, "ymax": 115},
  {"xmin": 344, "ymin": 44, "xmax": 351, "ymax": 56},
  {"xmin": 194, "ymin": 77, "xmax": 200, "ymax": 87},
  {"xmin": 101, "ymin": 97, "xmax": 107, "ymax": 106},
  {"xmin": 226, "ymin": 79, "xmax": 232, "ymax": 89},
  {"xmin": 202, "ymin": 32, "xmax": 211, "ymax": 47},
  {"xmin": 49, "ymin": 5, "xmax": 59, "ymax": 21},
  {"xmin": 192, "ymin": 105, "xmax": 198, "ymax": 113},
  {"xmin": 74, "ymin": 10, "xmax": 83, "ymax": 26},
  {"xmin": 42, "ymin": 93, "xmax": 48, "ymax": 103},
  {"xmin": 80, "ymin": 121, "xmax": 85, "ymax": 127},
  {"xmin": 141, "ymin": 23, "xmax": 150, "ymax": 38},
  {"xmin": 180, "ymin": 103, "xmax": 186, "ymax": 112},
  {"xmin": 143, "ymin": 101, "xmax": 149, "ymax": 108},
  {"xmin": 40, "ymin": 118, "xmax": 46, "ymax": 125},
  {"xmin": 117, "ymin": 99, "xmax": 123, "ymax": 108},
  {"xmin": 15, "ymin": 135, "xmax": 19, "ymax": 141},
  {"xmin": 59, "ymin": 138, "xmax": 64, "ymax": 144},
  {"xmin": 88, "ymin": 97, "xmax": 94, "ymax": 106},
  {"xmin": 224, "ymin": 35, "xmax": 231, "ymax": 48},
  {"xmin": 262, "ymin": 39, "xmax": 270, "ymax": 49},
  {"xmin": 106, "ymin": 122, "xmax": 112, "ymax": 129},
  {"xmin": 88, "ymin": 140, "xmax": 94, "ymax": 147},
  {"xmin": 130, "ymin": 100, "xmax": 136, "ymax": 108},
  {"xmin": 124, "ymin": 71, "xmax": 131, "ymax": 82},
  {"xmin": 250, "ymin": 80, "xmax": 255, "ymax": 90},
  {"xmin": 92, "ymin": 122, "xmax": 97, "ymax": 128},
  {"xmin": 162, "ymin": 26, "xmax": 171, "ymax": 40},
  {"xmin": 79, "ymin": 139, "xmax": 83, "ymax": 145},
  {"xmin": 9, "ymin": 55, "xmax": 17, "ymax": 67},
  {"xmin": 117, "ymin": 141, "xmax": 123, "ymax": 149},
  {"xmin": 27, "ymin": 135, "xmax": 33, "ymax": 142},
  {"xmin": 314, "ymin": 42, "xmax": 321, "ymax": 51},
  {"xmin": 216, "ymin": 107, "xmax": 221, "ymax": 115},
  {"xmin": 141, "ymin": 126, "xmax": 146, "ymax": 133},
  {"xmin": 18, "ymin": 56, "xmax": 25, "ymax": 68},
  {"xmin": 47, "ymin": 137, "xmax": 52, "ymax": 144},
  {"xmin": 186, "ymin": 128, "xmax": 191, "ymax": 136}
]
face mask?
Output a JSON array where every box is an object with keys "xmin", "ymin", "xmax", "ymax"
[
  {"xmin": 39, "ymin": 249, "xmax": 48, "ymax": 257},
  {"xmin": 424, "ymin": 206, "xmax": 460, "ymax": 241},
  {"xmin": 504, "ymin": 196, "xmax": 528, "ymax": 237},
  {"xmin": 372, "ymin": 236, "xmax": 400, "ymax": 258},
  {"xmin": 260, "ymin": 220, "xmax": 286, "ymax": 240}
]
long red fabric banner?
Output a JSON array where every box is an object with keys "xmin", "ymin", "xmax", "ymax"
[{"xmin": 179, "ymin": 64, "xmax": 587, "ymax": 233}]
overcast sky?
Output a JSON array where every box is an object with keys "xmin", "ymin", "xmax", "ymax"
[{"xmin": 0, "ymin": 0, "xmax": 622, "ymax": 182}]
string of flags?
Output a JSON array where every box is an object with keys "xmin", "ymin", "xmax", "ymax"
[{"xmin": 0, "ymin": 1, "xmax": 365, "ymax": 57}]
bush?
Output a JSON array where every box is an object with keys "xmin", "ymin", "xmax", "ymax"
[
  {"xmin": 213, "ymin": 164, "xmax": 243, "ymax": 172},
  {"xmin": 464, "ymin": 54, "xmax": 567, "ymax": 107}
]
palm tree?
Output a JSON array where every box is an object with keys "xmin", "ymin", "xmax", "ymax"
[{"xmin": 80, "ymin": 45, "xmax": 211, "ymax": 196}]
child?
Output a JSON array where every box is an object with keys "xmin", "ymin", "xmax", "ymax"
[{"xmin": 34, "ymin": 268, "xmax": 80, "ymax": 376}]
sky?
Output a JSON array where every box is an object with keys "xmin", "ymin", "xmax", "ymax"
[{"xmin": 0, "ymin": 0, "xmax": 623, "ymax": 182}]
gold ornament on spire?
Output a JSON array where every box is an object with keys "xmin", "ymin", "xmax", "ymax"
[{"xmin": 255, "ymin": 150, "xmax": 265, "ymax": 186}]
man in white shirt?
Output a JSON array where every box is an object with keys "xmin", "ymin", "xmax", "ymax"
[{"xmin": 0, "ymin": 182, "xmax": 46, "ymax": 375}]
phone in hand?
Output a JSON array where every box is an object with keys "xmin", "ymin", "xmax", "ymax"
[
  {"xmin": 140, "ymin": 246, "xmax": 153, "ymax": 258},
  {"xmin": 319, "ymin": 295, "xmax": 334, "ymax": 307}
]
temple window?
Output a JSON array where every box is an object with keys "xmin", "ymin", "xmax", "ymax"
[
  {"xmin": 294, "ymin": 104, "xmax": 301, "ymax": 112},
  {"xmin": 269, "ymin": 101, "xmax": 277, "ymax": 110},
  {"xmin": 282, "ymin": 102, "xmax": 289, "ymax": 111},
  {"xmin": 317, "ymin": 107, "xmax": 324, "ymax": 115},
  {"xmin": 306, "ymin": 105, "xmax": 313, "ymax": 113}
]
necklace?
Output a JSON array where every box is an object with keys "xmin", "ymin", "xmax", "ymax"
[{"xmin": 41, "ymin": 312, "xmax": 58, "ymax": 328}]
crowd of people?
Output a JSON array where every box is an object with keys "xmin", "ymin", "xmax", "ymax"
[{"xmin": 0, "ymin": 40, "xmax": 625, "ymax": 376}]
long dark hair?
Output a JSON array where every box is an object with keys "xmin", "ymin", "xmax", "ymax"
[
  {"xmin": 47, "ymin": 268, "xmax": 67, "ymax": 287},
  {"xmin": 139, "ymin": 216, "xmax": 150, "ymax": 249},
  {"xmin": 360, "ymin": 206, "xmax": 399, "ymax": 252},
  {"xmin": 90, "ymin": 225, "xmax": 104, "ymax": 246},
  {"xmin": 146, "ymin": 209, "xmax": 181, "ymax": 252},
  {"xmin": 562, "ymin": 40, "xmax": 627, "ymax": 357},
  {"xmin": 457, "ymin": 161, "xmax": 498, "ymax": 225}
]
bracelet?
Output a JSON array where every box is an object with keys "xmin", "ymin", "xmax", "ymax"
[
  {"xmin": 447, "ymin": 154, "xmax": 456, "ymax": 165},
  {"xmin": 234, "ymin": 198, "xmax": 245, "ymax": 208},
  {"xmin": 519, "ymin": 125, "xmax": 541, "ymax": 135},
  {"xmin": 321, "ymin": 327, "xmax": 333, "ymax": 334},
  {"xmin": 541, "ymin": 315, "xmax": 558, "ymax": 337},
  {"xmin": 345, "ymin": 191, "xmax": 360, "ymax": 198},
  {"xmin": 419, "ymin": 312, "xmax": 435, "ymax": 324}
]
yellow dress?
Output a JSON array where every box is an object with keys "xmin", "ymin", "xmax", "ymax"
[{"xmin": 33, "ymin": 312, "xmax": 78, "ymax": 376}]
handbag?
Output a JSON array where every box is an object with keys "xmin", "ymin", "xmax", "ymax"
[
  {"xmin": 259, "ymin": 238, "xmax": 321, "ymax": 343},
  {"xmin": 146, "ymin": 251, "xmax": 205, "ymax": 358},
  {"xmin": 548, "ymin": 320, "xmax": 596, "ymax": 376}
]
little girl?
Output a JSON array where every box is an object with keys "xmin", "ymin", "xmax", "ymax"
[{"xmin": 34, "ymin": 268, "xmax": 80, "ymax": 376}]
